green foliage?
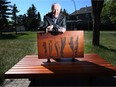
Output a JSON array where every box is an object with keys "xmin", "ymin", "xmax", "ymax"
[
  {"xmin": 11, "ymin": 4, "xmax": 19, "ymax": 21},
  {"xmin": 11, "ymin": 4, "xmax": 19, "ymax": 34},
  {"xmin": 101, "ymin": 0, "xmax": 116, "ymax": 24},
  {"xmin": 25, "ymin": 4, "xmax": 41, "ymax": 31},
  {"xmin": 0, "ymin": 0, "xmax": 12, "ymax": 35},
  {"xmin": 109, "ymin": 0, "xmax": 116, "ymax": 23},
  {"xmin": 62, "ymin": 9, "xmax": 69, "ymax": 16},
  {"xmin": 37, "ymin": 12, "xmax": 41, "ymax": 26},
  {"xmin": 0, "ymin": 0, "xmax": 11, "ymax": 24}
]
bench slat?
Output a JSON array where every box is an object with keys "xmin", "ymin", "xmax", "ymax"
[{"xmin": 5, "ymin": 54, "xmax": 116, "ymax": 78}]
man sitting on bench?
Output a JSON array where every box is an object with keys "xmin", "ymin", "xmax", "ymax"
[{"xmin": 42, "ymin": 3, "xmax": 66, "ymax": 34}]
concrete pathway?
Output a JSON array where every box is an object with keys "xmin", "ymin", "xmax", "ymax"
[
  {"xmin": 1, "ymin": 76, "xmax": 116, "ymax": 87},
  {"xmin": 0, "ymin": 79, "xmax": 30, "ymax": 87}
]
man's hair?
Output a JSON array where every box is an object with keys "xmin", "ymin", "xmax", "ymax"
[{"xmin": 51, "ymin": 3, "xmax": 61, "ymax": 10}]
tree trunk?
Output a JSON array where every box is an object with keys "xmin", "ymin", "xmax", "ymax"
[
  {"xmin": 92, "ymin": 13, "xmax": 100, "ymax": 45},
  {"xmin": 0, "ymin": 21, "xmax": 4, "ymax": 36},
  {"xmin": 0, "ymin": 29, "xmax": 2, "ymax": 36},
  {"xmin": 91, "ymin": 0, "xmax": 104, "ymax": 46},
  {"xmin": 15, "ymin": 24, "xmax": 17, "ymax": 34}
]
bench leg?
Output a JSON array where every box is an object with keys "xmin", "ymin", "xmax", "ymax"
[
  {"xmin": 29, "ymin": 78, "xmax": 36, "ymax": 86},
  {"xmin": 72, "ymin": 58, "xmax": 75, "ymax": 62},
  {"xmin": 88, "ymin": 77, "xmax": 95, "ymax": 86},
  {"xmin": 47, "ymin": 58, "xmax": 51, "ymax": 62}
]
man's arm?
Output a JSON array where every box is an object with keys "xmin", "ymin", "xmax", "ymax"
[
  {"xmin": 57, "ymin": 15, "xmax": 66, "ymax": 33},
  {"xmin": 61, "ymin": 16, "xmax": 66, "ymax": 29}
]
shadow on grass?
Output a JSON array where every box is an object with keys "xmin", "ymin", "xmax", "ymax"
[
  {"xmin": 0, "ymin": 33, "xmax": 29, "ymax": 39},
  {"xmin": 113, "ymin": 33, "xmax": 116, "ymax": 35},
  {"xmin": 99, "ymin": 45, "xmax": 116, "ymax": 52}
]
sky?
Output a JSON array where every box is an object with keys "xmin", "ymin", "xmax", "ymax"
[{"xmin": 9, "ymin": 0, "xmax": 91, "ymax": 20}]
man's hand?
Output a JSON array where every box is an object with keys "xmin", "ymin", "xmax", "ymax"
[
  {"xmin": 58, "ymin": 27, "xmax": 66, "ymax": 33},
  {"xmin": 46, "ymin": 25, "xmax": 53, "ymax": 32}
]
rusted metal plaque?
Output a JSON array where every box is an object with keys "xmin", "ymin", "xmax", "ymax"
[{"xmin": 37, "ymin": 31, "xmax": 84, "ymax": 59}]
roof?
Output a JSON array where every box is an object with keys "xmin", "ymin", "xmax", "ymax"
[{"xmin": 70, "ymin": 6, "xmax": 92, "ymax": 15}]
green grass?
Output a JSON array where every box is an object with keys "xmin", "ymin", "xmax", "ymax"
[
  {"xmin": 0, "ymin": 32, "xmax": 37, "ymax": 84},
  {"xmin": 94, "ymin": 31, "xmax": 116, "ymax": 65},
  {"xmin": 0, "ymin": 31, "xmax": 116, "ymax": 84},
  {"xmin": 84, "ymin": 31, "xmax": 116, "ymax": 66}
]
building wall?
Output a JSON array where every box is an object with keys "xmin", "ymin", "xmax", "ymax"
[{"xmin": 66, "ymin": 6, "xmax": 92, "ymax": 30}]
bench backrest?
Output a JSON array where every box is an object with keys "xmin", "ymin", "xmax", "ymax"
[{"xmin": 37, "ymin": 31, "xmax": 84, "ymax": 59}]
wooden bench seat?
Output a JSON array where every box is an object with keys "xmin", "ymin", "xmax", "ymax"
[{"xmin": 5, "ymin": 54, "xmax": 116, "ymax": 79}]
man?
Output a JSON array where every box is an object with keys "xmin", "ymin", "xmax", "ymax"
[{"xmin": 42, "ymin": 3, "xmax": 66, "ymax": 33}]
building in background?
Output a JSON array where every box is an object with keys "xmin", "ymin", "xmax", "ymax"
[{"xmin": 66, "ymin": 6, "xmax": 92, "ymax": 30}]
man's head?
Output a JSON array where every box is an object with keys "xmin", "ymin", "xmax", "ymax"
[{"xmin": 51, "ymin": 3, "xmax": 61, "ymax": 18}]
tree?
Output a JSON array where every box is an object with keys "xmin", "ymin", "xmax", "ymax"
[
  {"xmin": 101, "ymin": 0, "xmax": 111, "ymax": 24},
  {"xmin": 62, "ymin": 9, "xmax": 69, "ymax": 16},
  {"xmin": 22, "ymin": 14, "xmax": 28, "ymax": 30},
  {"xmin": 62, "ymin": 9, "xmax": 69, "ymax": 20},
  {"xmin": 101, "ymin": 0, "xmax": 116, "ymax": 24},
  {"xmin": 91, "ymin": 0, "xmax": 104, "ymax": 46},
  {"xmin": 27, "ymin": 4, "xmax": 37, "ymax": 31},
  {"xmin": 0, "ymin": 0, "xmax": 11, "ymax": 36},
  {"xmin": 26, "ymin": 4, "xmax": 41, "ymax": 31},
  {"xmin": 37, "ymin": 12, "xmax": 41, "ymax": 27},
  {"xmin": 11, "ymin": 4, "xmax": 19, "ymax": 34},
  {"xmin": 109, "ymin": 0, "xmax": 116, "ymax": 23}
]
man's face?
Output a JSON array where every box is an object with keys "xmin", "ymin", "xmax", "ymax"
[{"xmin": 52, "ymin": 4, "xmax": 61, "ymax": 18}]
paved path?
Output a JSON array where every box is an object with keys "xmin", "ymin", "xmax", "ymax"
[
  {"xmin": 1, "ymin": 76, "xmax": 116, "ymax": 86},
  {"xmin": 0, "ymin": 79, "xmax": 30, "ymax": 87}
]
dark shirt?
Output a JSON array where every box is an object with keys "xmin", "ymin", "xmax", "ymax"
[{"xmin": 42, "ymin": 12, "xmax": 66, "ymax": 32}]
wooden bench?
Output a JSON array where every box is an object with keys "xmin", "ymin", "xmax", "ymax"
[
  {"xmin": 5, "ymin": 31, "xmax": 116, "ymax": 86},
  {"xmin": 5, "ymin": 54, "xmax": 116, "ymax": 86}
]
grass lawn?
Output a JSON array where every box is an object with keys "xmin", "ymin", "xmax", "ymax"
[
  {"xmin": 85, "ymin": 31, "xmax": 116, "ymax": 65},
  {"xmin": 0, "ymin": 32, "xmax": 37, "ymax": 84},
  {"xmin": 0, "ymin": 31, "xmax": 116, "ymax": 84}
]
